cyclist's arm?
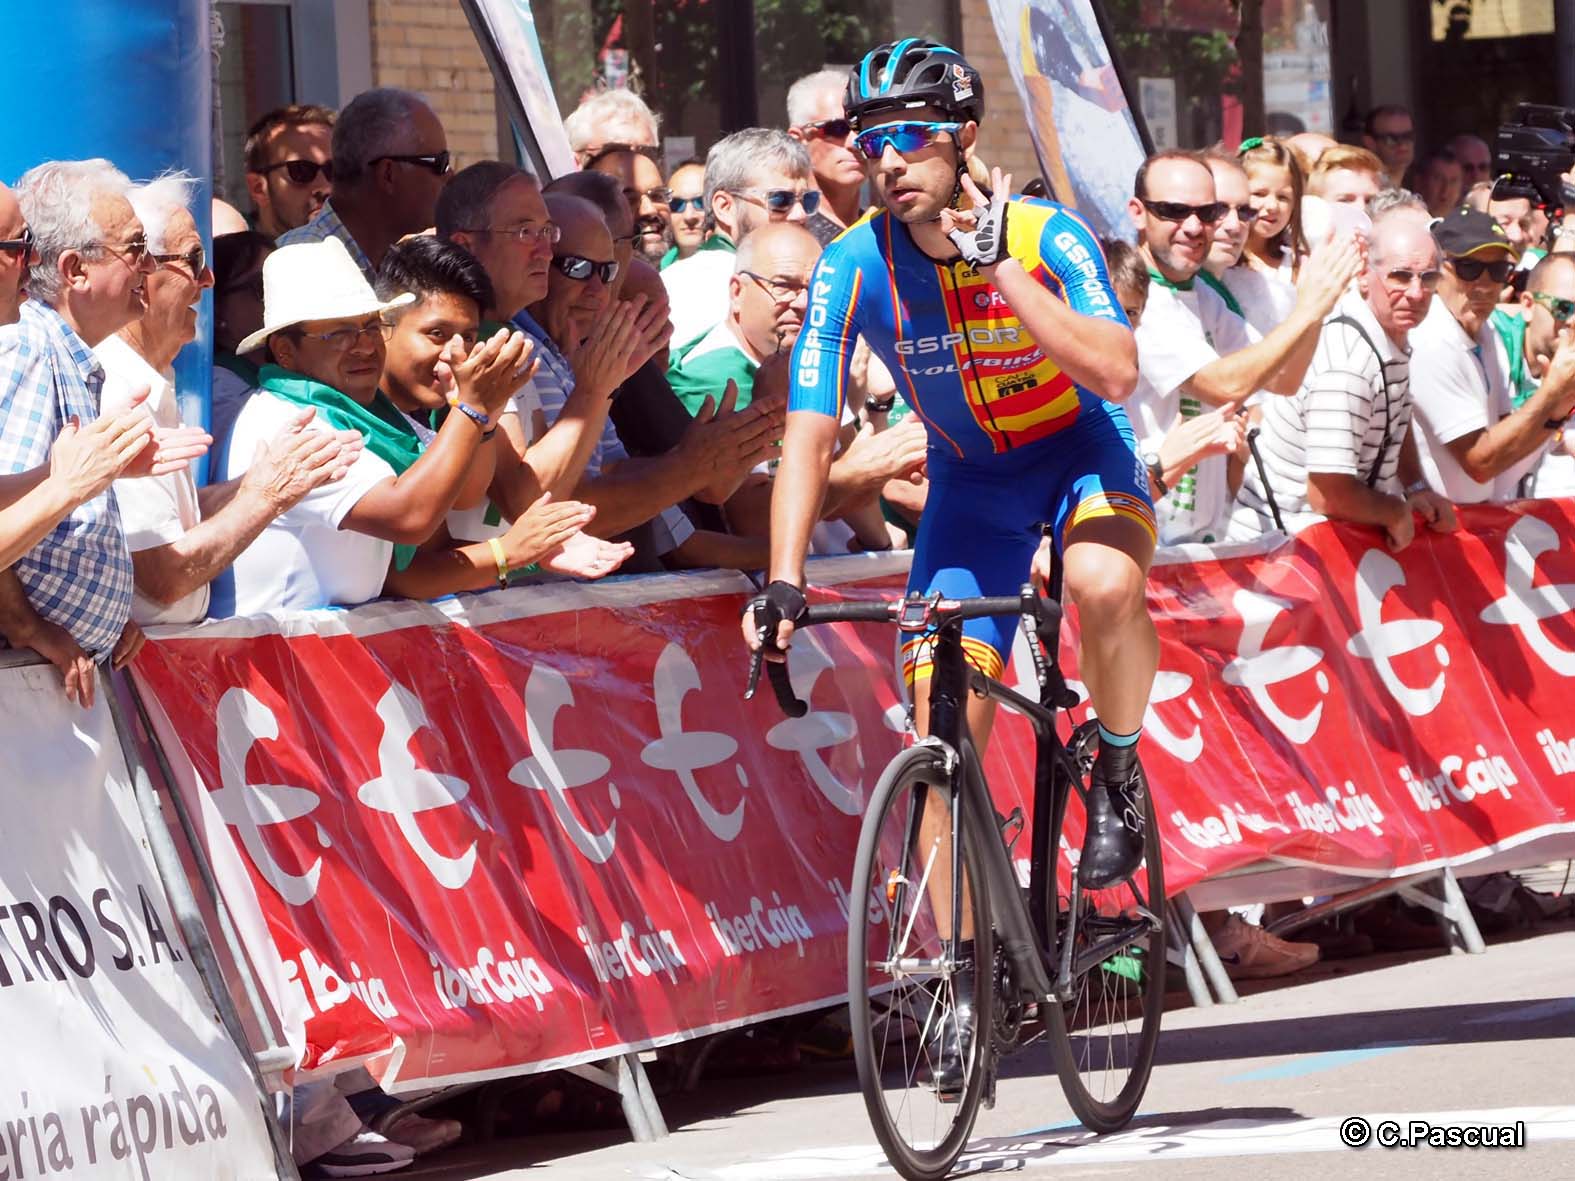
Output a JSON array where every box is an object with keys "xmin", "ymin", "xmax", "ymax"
[
  {"xmin": 984, "ymin": 208, "xmax": 1135, "ymax": 401},
  {"xmin": 769, "ymin": 412, "xmax": 841, "ymax": 588}
]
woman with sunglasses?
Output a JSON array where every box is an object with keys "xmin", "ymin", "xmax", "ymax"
[{"xmin": 746, "ymin": 41, "xmax": 1158, "ymax": 1089}]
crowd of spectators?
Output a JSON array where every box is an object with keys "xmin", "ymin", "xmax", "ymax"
[{"xmin": 6, "ymin": 76, "xmax": 1575, "ymax": 1173}]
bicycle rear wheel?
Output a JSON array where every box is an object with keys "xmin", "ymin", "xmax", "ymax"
[
  {"xmin": 848, "ymin": 744, "xmax": 995, "ymax": 1181},
  {"xmin": 1044, "ymin": 723, "xmax": 1166, "ymax": 1133}
]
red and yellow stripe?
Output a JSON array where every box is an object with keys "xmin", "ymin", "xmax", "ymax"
[
  {"xmin": 901, "ymin": 633, "xmax": 1005, "ymax": 687},
  {"xmin": 1062, "ymin": 489, "xmax": 1157, "ymax": 545}
]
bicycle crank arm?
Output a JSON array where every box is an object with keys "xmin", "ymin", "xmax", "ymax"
[{"xmin": 1068, "ymin": 918, "xmax": 1157, "ymax": 988}]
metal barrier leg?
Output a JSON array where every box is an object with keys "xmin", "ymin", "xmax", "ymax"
[
  {"xmin": 1398, "ymin": 868, "xmax": 1486, "ymax": 955},
  {"xmin": 1165, "ymin": 902, "xmax": 1213, "ymax": 1008},
  {"xmin": 102, "ymin": 668, "xmax": 303, "ymax": 1181},
  {"xmin": 1174, "ymin": 893, "xmax": 1239, "ymax": 1004},
  {"xmin": 565, "ymin": 1053, "xmax": 668, "ymax": 1141}
]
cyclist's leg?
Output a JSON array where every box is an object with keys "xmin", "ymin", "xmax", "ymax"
[
  {"xmin": 905, "ymin": 465, "xmax": 1044, "ymax": 939},
  {"xmin": 1049, "ymin": 412, "xmax": 1159, "ymax": 887}
]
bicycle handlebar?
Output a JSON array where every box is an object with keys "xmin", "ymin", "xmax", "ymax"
[{"xmin": 745, "ymin": 586, "xmax": 1063, "ymax": 719}]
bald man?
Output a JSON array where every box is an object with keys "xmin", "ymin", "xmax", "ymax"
[
  {"xmin": 0, "ymin": 182, "xmax": 30, "ymax": 323},
  {"xmin": 1287, "ymin": 131, "xmax": 1338, "ymax": 176},
  {"xmin": 668, "ymin": 221, "xmax": 821, "ymax": 414}
]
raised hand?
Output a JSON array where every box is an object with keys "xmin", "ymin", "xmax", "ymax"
[
  {"xmin": 447, "ymin": 327, "xmax": 539, "ymax": 419},
  {"xmin": 540, "ymin": 529, "xmax": 634, "ymax": 580},
  {"xmin": 242, "ymin": 408, "xmax": 359, "ymax": 512},
  {"xmin": 121, "ymin": 423, "xmax": 212, "ymax": 479},
  {"xmin": 943, "ymin": 167, "xmax": 1014, "ymax": 270},
  {"xmin": 567, "ymin": 300, "xmax": 642, "ymax": 399},
  {"xmin": 49, "ymin": 393, "xmax": 159, "ymax": 503},
  {"xmin": 502, "ymin": 491, "xmax": 597, "ymax": 570},
  {"xmin": 1295, "ymin": 231, "xmax": 1365, "ymax": 317}
]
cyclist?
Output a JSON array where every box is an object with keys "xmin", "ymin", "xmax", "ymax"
[{"xmin": 742, "ymin": 39, "xmax": 1160, "ymax": 1088}]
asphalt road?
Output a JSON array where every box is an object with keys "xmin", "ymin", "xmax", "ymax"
[{"xmin": 406, "ymin": 921, "xmax": 1575, "ymax": 1180}]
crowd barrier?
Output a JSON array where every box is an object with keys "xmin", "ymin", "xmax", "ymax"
[{"xmin": 115, "ymin": 499, "xmax": 1575, "ymax": 1098}]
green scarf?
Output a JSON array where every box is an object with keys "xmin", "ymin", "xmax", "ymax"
[
  {"xmin": 259, "ymin": 364, "xmax": 423, "ymax": 570},
  {"xmin": 1198, "ymin": 269, "xmax": 1246, "ymax": 318},
  {"xmin": 1147, "ymin": 266, "xmax": 1193, "ymax": 292}
]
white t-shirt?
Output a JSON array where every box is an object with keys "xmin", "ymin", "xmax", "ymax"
[
  {"xmin": 1409, "ymin": 298, "xmax": 1541, "ymax": 503},
  {"xmin": 1219, "ymin": 265, "xmax": 1297, "ymax": 337},
  {"xmin": 661, "ymin": 248, "xmax": 736, "ymax": 350},
  {"xmin": 1130, "ymin": 276, "xmax": 1258, "ymax": 544},
  {"xmin": 96, "ymin": 335, "xmax": 209, "ymax": 625},
  {"xmin": 1229, "ymin": 291, "xmax": 1413, "ymax": 538},
  {"xmin": 219, "ymin": 391, "xmax": 394, "ymax": 616}
]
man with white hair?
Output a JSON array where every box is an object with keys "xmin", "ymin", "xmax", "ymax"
[
  {"xmin": 662, "ymin": 128, "xmax": 817, "ymax": 348},
  {"xmin": 1230, "ymin": 208, "xmax": 1457, "ymax": 544},
  {"xmin": 563, "ymin": 87, "xmax": 660, "ymax": 166},
  {"xmin": 786, "ymin": 68, "xmax": 866, "ymax": 245},
  {"xmin": 279, "ymin": 88, "xmax": 451, "ymax": 282},
  {"xmin": 0, "ymin": 160, "xmax": 208, "ymax": 707},
  {"xmin": 99, "ymin": 173, "xmax": 359, "ymax": 625}
]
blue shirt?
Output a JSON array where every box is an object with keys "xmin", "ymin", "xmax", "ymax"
[
  {"xmin": 276, "ymin": 201, "xmax": 378, "ymax": 284},
  {"xmin": 0, "ymin": 302, "xmax": 134, "ymax": 656}
]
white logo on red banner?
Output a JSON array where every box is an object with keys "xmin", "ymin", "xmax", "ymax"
[
  {"xmin": 510, "ymin": 663, "xmax": 620, "ymax": 863},
  {"xmin": 1144, "ymin": 670, "xmax": 1204, "ymax": 763},
  {"xmin": 1345, "ymin": 549, "xmax": 1449, "ymax": 716},
  {"xmin": 357, "ymin": 683, "xmax": 482, "ymax": 889},
  {"xmin": 765, "ymin": 635, "xmax": 865, "ymax": 815},
  {"xmin": 212, "ymin": 688, "xmax": 326, "ymax": 905},
  {"xmin": 1480, "ymin": 515, "xmax": 1575, "ymax": 676},
  {"xmin": 642, "ymin": 642, "xmax": 748, "ymax": 841},
  {"xmin": 1222, "ymin": 589, "xmax": 1328, "ymax": 744}
]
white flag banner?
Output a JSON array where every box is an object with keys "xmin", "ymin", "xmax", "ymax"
[{"xmin": 0, "ymin": 660, "xmax": 274, "ymax": 1179}]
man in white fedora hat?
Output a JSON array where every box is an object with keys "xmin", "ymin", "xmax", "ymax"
[{"xmin": 215, "ymin": 235, "xmax": 533, "ymax": 616}]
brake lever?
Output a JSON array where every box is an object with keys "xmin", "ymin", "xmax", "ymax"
[{"xmin": 745, "ymin": 647, "xmax": 765, "ymax": 700}]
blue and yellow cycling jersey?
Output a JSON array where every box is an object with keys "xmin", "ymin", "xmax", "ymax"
[
  {"xmin": 789, "ymin": 195, "xmax": 1155, "ymax": 684},
  {"xmin": 790, "ymin": 196, "xmax": 1130, "ymax": 459}
]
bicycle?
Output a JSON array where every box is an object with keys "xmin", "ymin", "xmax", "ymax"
[{"xmin": 747, "ymin": 580, "xmax": 1166, "ymax": 1181}]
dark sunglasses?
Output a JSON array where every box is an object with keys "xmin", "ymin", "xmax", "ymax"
[
  {"xmin": 1229, "ymin": 204, "xmax": 1260, "ymax": 223},
  {"xmin": 804, "ymin": 117, "xmax": 853, "ymax": 140},
  {"xmin": 258, "ymin": 159, "xmax": 334, "ymax": 185},
  {"xmin": 0, "ymin": 225, "xmax": 33, "ymax": 265},
  {"xmin": 667, "ymin": 195, "xmax": 705, "ymax": 214},
  {"xmin": 732, "ymin": 188, "xmax": 822, "ymax": 215},
  {"xmin": 1141, "ymin": 198, "xmax": 1228, "ymax": 224},
  {"xmin": 1531, "ymin": 291, "xmax": 1575, "ymax": 323},
  {"xmin": 152, "ymin": 244, "xmax": 206, "ymax": 277},
  {"xmin": 1371, "ymin": 130, "xmax": 1414, "ymax": 145},
  {"xmin": 552, "ymin": 253, "xmax": 619, "ymax": 284},
  {"xmin": 1448, "ymin": 256, "xmax": 1516, "ymax": 284},
  {"xmin": 853, "ymin": 121, "xmax": 962, "ymax": 160},
  {"xmin": 374, "ymin": 151, "xmax": 452, "ymax": 177}
]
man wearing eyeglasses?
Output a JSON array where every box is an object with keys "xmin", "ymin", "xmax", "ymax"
[
  {"xmin": 588, "ymin": 147, "xmax": 674, "ymax": 267},
  {"xmin": 1409, "ymin": 209, "xmax": 1575, "ymax": 503},
  {"xmin": 0, "ymin": 160, "xmax": 211, "ymax": 707},
  {"xmin": 278, "ymin": 88, "xmax": 452, "ymax": 283},
  {"xmin": 786, "ymin": 69, "xmax": 869, "ymax": 246},
  {"xmin": 243, "ymin": 104, "xmax": 335, "ymax": 238},
  {"xmin": 1362, "ymin": 104, "xmax": 1416, "ymax": 186},
  {"xmin": 1128, "ymin": 150, "xmax": 1359, "ymax": 544},
  {"xmin": 662, "ymin": 128, "xmax": 818, "ymax": 350}
]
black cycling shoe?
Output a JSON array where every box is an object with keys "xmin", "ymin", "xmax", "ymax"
[
  {"xmin": 1077, "ymin": 745, "xmax": 1146, "ymax": 890},
  {"xmin": 926, "ymin": 944, "xmax": 975, "ymax": 1101}
]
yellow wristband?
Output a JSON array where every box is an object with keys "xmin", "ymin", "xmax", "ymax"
[{"xmin": 487, "ymin": 537, "xmax": 509, "ymax": 588}]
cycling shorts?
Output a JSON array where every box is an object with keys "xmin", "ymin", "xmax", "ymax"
[{"xmin": 901, "ymin": 404, "xmax": 1154, "ymax": 686}]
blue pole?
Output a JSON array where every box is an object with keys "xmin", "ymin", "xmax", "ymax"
[{"xmin": 0, "ymin": 0, "xmax": 213, "ymax": 479}]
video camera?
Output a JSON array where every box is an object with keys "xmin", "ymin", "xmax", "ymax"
[{"xmin": 1492, "ymin": 103, "xmax": 1575, "ymax": 210}]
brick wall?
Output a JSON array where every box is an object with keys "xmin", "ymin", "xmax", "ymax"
[
  {"xmin": 959, "ymin": 0, "xmax": 1043, "ymax": 187},
  {"xmin": 367, "ymin": 0, "xmax": 500, "ymax": 166}
]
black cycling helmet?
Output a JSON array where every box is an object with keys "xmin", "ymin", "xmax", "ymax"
[{"xmin": 845, "ymin": 39, "xmax": 985, "ymax": 130}]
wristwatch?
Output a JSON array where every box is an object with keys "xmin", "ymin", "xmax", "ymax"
[
  {"xmin": 865, "ymin": 394, "xmax": 897, "ymax": 414},
  {"xmin": 1141, "ymin": 447, "xmax": 1167, "ymax": 497}
]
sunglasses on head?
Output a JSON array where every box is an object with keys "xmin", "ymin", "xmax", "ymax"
[
  {"xmin": 804, "ymin": 117, "xmax": 853, "ymax": 141},
  {"xmin": 731, "ymin": 188, "xmax": 822, "ymax": 215},
  {"xmin": 852, "ymin": 121, "xmax": 962, "ymax": 160},
  {"xmin": 373, "ymin": 150, "xmax": 452, "ymax": 177},
  {"xmin": 259, "ymin": 158, "xmax": 333, "ymax": 185},
  {"xmin": 1448, "ymin": 256, "xmax": 1516, "ymax": 284},
  {"xmin": 0, "ymin": 225, "xmax": 33, "ymax": 265},
  {"xmin": 152, "ymin": 244, "xmax": 206, "ymax": 277},
  {"xmin": 1531, "ymin": 291, "xmax": 1575, "ymax": 323},
  {"xmin": 1141, "ymin": 198, "xmax": 1228, "ymax": 225},
  {"xmin": 667, "ymin": 195, "xmax": 705, "ymax": 214},
  {"xmin": 552, "ymin": 253, "xmax": 619, "ymax": 284}
]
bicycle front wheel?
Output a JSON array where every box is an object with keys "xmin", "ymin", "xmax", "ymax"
[
  {"xmin": 847, "ymin": 743, "xmax": 995, "ymax": 1181},
  {"xmin": 1044, "ymin": 724, "xmax": 1167, "ymax": 1133}
]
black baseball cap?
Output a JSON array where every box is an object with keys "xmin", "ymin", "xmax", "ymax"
[{"xmin": 1432, "ymin": 207, "xmax": 1519, "ymax": 259}]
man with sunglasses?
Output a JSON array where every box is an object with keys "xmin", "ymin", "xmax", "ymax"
[
  {"xmin": 662, "ymin": 161, "xmax": 709, "ymax": 267},
  {"xmin": 1410, "ymin": 209, "xmax": 1575, "ymax": 503},
  {"xmin": 786, "ymin": 68, "xmax": 869, "ymax": 246},
  {"xmin": 588, "ymin": 147, "xmax": 674, "ymax": 267},
  {"xmin": 662, "ymin": 128, "xmax": 817, "ymax": 350},
  {"xmin": 243, "ymin": 104, "xmax": 335, "ymax": 239},
  {"xmin": 1129, "ymin": 149, "xmax": 1359, "ymax": 544},
  {"xmin": 0, "ymin": 181, "xmax": 31, "ymax": 324},
  {"xmin": 1363, "ymin": 104, "xmax": 1416, "ymax": 186},
  {"xmin": 279, "ymin": 88, "xmax": 451, "ymax": 284},
  {"xmin": 0, "ymin": 160, "xmax": 210, "ymax": 707}
]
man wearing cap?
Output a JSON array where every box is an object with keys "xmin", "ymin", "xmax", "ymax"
[
  {"xmin": 1409, "ymin": 208, "xmax": 1575, "ymax": 502},
  {"xmin": 216, "ymin": 236, "xmax": 531, "ymax": 616}
]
